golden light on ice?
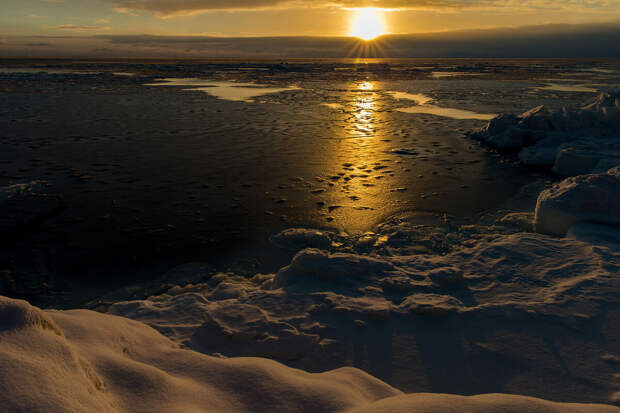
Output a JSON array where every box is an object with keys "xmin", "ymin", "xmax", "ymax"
[{"xmin": 349, "ymin": 8, "xmax": 386, "ymax": 40}]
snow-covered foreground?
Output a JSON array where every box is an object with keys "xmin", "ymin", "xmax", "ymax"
[{"xmin": 1, "ymin": 295, "xmax": 619, "ymax": 412}]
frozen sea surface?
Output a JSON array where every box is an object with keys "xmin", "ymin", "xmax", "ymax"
[{"xmin": 0, "ymin": 58, "xmax": 619, "ymax": 307}]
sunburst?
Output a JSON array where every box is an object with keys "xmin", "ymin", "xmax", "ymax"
[{"xmin": 349, "ymin": 8, "xmax": 386, "ymax": 41}]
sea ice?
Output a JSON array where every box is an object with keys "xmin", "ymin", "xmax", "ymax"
[
  {"xmin": 387, "ymin": 90, "xmax": 496, "ymax": 120},
  {"xmin": 146, "ymin": 78, "xmax": 300, "ymax": 102},
  {"xmin": 104, "ymin": 214, "xmax": 620, "ymax": 403},
  {"xmin": 535, "ymin": 83, "xmax": 599, "ymax": 93},
  {"xmin": 469, "ymin": 91, "xmax": 620, "ymax": 175}
]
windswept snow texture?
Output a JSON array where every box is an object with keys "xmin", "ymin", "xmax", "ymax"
[
  {"xmin": 469, "ymin": 92, "xmax": 620, "ymax": 175},
  {"xmin": 106, "ymin": 217, "xmax": 620, "ymax": 405},
  {"xmin": 1, "ymin": 295, "xmax": 619, "ymax": 413}
]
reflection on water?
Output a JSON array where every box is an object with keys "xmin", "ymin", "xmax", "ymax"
[
  {"xmin": 580, "ymin": 68, "xmax": 617, "ymax": 74},
  {"xmin": 318, "ymin": 81, "xmax": 396, "ymax": 230},
  {"xmin": 321, "ymin": 103, "xmax": 344, "ymax": 109},
  {"xmin": 535, "ymin": 83, "xmax": 598, "ymax": 93},
  {"xmin": 350, "ymin": 81, "xmax": 378, "ymax": 138},
  {"xmin": 396, "ymin": 105, "xmax": 496, "ymax": 120},
  {"xmin": 0, "ymin": 68, "xmax": 95, "ymax": 74},
  {"xmin": 146, "ymin": 78, "xmax": 299, "ymax": 102},
  {"xmin": 322, "ymin": 84, "xmax": 496, "ymax": 120},
  {"xmin": 432, "ymin": 72, "xmax": 483, "ymax": 78},
  {"xmin": 387, "ymin": 91, "xmax": 433, "ymax": 105},
  {"xmin": 388, "ymin": 90, "xmax": 496, "ymax": 120}
]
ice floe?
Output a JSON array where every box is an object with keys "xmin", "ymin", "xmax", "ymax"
[
  {"xmin": 388, "ymin": 90, "xmax": 496, "ymax": 120},
  {"xmin": 146, "ymin": 78, "xmax": 300, "ymax": 102},
  {"xmin": 535, "ymin": 83, "xmax": 599, "ymax": 93},
  {"xmin": 469, "ymin": 91, "xmax": 620, "ymax": 175}
]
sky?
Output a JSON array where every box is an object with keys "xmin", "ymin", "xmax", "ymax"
[
  {"xmin": 1, "ymin": 0, "xmax": 620, "ymax": 57},
  {"xmin": 3, "ymin": 0, "xmax": 620, "ymax": 37}
]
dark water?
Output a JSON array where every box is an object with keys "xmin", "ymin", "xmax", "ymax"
[{"xmin": 1, "ymin": 58, "xmax": 618, "ymax": 306}]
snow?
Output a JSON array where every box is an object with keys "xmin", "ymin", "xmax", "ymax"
[
  {"xmin": 535, "ymin": 166, "xmax": 620, "ymax": 236},
  {"xmin": 0, "ymin": 296, "xmax": 399, "ymax": 413},
  {"xmin": 349, "ymin": 394, "xmax": 620, "ymax": 412},
  {"xmin": 146, "ymin": 78, "xmax": 300, "ymax": 102},
  {"xmin": 270, "ymin": 228, "xmax": 333, "ymax": 250},
  {"xmin": 468, "ymin": 92, "xmax": 620, "ymax": 175},
  {"xmin": 100, "ymin": 214, "xmax": 620, "ymax": 405},
  {"xmin": 2, "ymin": 295, "xmax": 619, "ymax": 412}
]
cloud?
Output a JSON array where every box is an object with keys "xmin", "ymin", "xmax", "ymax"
[
  {"xmin": 25, "ymin": 14, "xmax": 45, "ymax": 18},
  {"xmin": 55, "ymin": 24, "xmax": 111, "ymax": 30},
  {"xmin": 96, "ymin": 18, "xmax": 112, "ymax": 23},
  {"xmin": 23, "ymin": 42, "xmax": 53, "ymax": 47},
  {"xmin": 94, "ymin": 22, "xmax": 620, "ymax": 57},
  {"xmin": 114, "ymin": 6, "xmax": 140, "ymax": 15},
  {"xmin": 103, "ymin": 0, "xmax": 620, "ymax": 17},
  {"xmin": 2, "ymin": 22, "xmax": 620, "ymax": 58}
]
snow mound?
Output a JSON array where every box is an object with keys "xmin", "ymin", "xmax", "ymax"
[
  {"xmin": 349, "ymin": 393, "xmax": 620, "ymax": 413},
  {"xmin": 535, "ymin": 167, "xmax": 620, "ymax": 236},
  {"xmin": 2, "ymin": 295, "xmax": 618, "ymax": 412},
  {"xmin": 0, "ymin": 296, "xmax": 399, "ymax": 413},
  {"xmin": 273, "ymin": 248, "xmax": 392, "ymax": 288},
  {"xmin": 0, "ymin": 295, "xmax": 62, "ymax": 335},
  {"xmin": 469, "ymin": 92, "xmax": 620, "ymax": 175}
]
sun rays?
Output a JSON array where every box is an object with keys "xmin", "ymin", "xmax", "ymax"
[{"xmin": 346, "ymin": 8, "xmax": 390, "ymax": 58}]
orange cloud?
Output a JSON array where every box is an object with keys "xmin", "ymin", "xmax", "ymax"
[{"xmin": 105, "ymin": 0, "xmax": 620, "ymax": 17}]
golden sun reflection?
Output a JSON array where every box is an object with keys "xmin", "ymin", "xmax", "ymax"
[
  {"xmin": 349, "ymin": 8, "xmax": 386, "ymax": 41},
  {"xmin": 351, "ymin": 81, "xmax": 377, "ymax": 137},
  {"xmin": 318, "ymin": 80, "xmax": 399, "ymax": 232}
]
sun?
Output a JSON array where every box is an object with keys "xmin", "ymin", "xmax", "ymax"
[{"xmin": 349, "ymin": 8, "xmax": 386, "ymax": 41}]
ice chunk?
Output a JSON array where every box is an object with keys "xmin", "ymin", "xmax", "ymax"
[
  {"xmin": 270, "ymin": 228, "xmax": 332, "ymax": 250},
  {"xmin": 470, "ymin": 92, "xmax": 620, "ymax": 174},
  {"xmin": 273, "ymin": 248, "xmax": 392, "ymax": 287},
  {"xmin": 535, "ymin": 170, "xmax": 620, "ymax": 236},
  {"xmin": 552, "ymin": 141, "xmax": 620, "ymax": 176}
]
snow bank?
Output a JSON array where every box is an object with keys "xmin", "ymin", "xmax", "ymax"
[
  {"xmin": 535, "ymin": 166, "xmax": 620, "ymax": 236},
  {"xmin": 0, "ymin": 295, "xmax": 399, "ymax": 413},
  {"xmin": 2, "ymin": 295, "xmax": 618, "ymax": 412},
  {"xmin": 106, "ymin": 217, "xmax": 620, "ymax": 404},
  {"xmin": 468, "ymin": 92, "xmax": 620, "ymax": 175}
]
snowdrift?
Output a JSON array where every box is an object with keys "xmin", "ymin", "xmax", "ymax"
[
  {"xmin": 1, "ymin": 295, "xmax": 619, "ymax": 413},
  {"xmin": 468, "ymin": 91, "xmax": 620, "ymax": 175}
]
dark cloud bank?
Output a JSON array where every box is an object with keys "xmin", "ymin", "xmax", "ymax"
[{"xmin": 2, "ymin": 22, "xmax": 620, "ymax": 58}]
